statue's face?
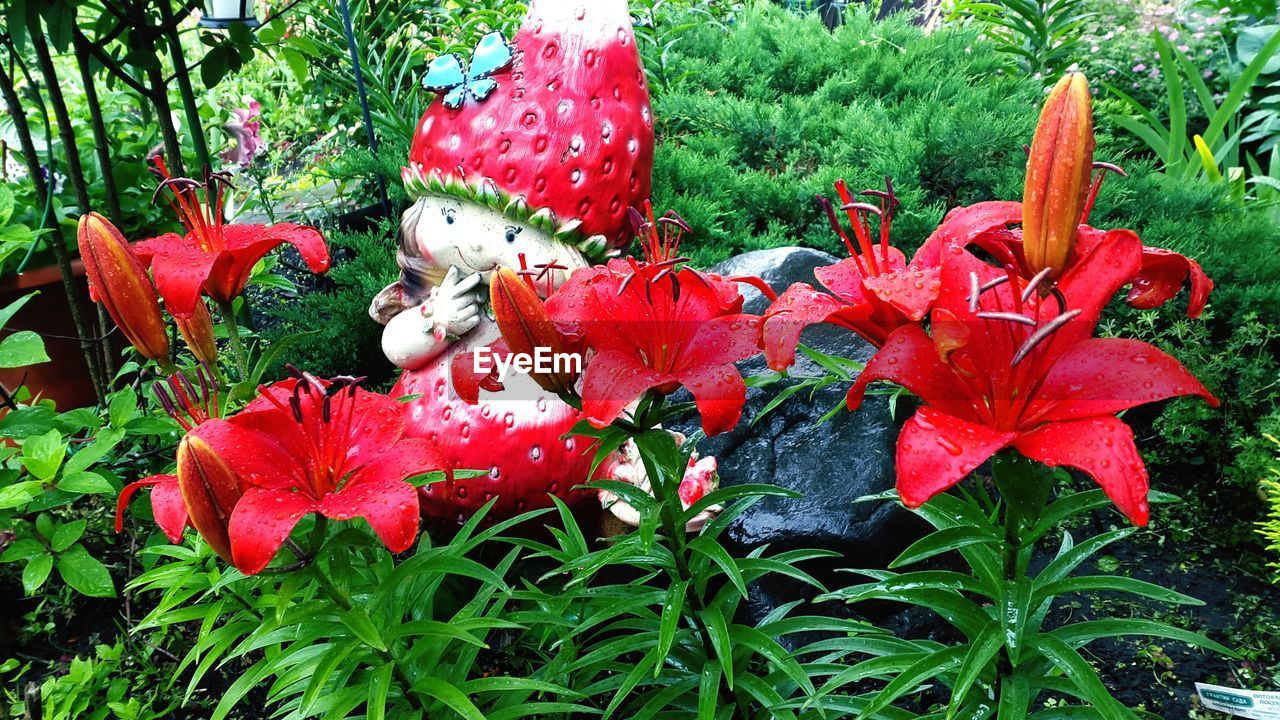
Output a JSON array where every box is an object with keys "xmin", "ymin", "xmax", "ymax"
[{"xmin": 409, "ymin": 194, "xmax": 589, "ymax": 292}]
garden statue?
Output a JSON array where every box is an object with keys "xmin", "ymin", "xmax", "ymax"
[{"xmin": 370, "ymin": 0, "xmax": 692, "ymax": 527}]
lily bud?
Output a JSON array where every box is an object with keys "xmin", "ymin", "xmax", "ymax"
[
  {"xmin": 77, "ymin": 213, "xmax": 171, "ymax": 365},
  {"xmin": 1022, "ymin": 72, "xmax": 1095, "ymax": 279},
  {"xmin": 490, "ymin": 267, "xmax": 580, "ymax": 395},
  {"xmin": 176, "ymin": 299, "xmax": 218, "ymax": 367},
  {"xmin": 176, "ymin": 434, "xmax": 243, "ymax": 563}
]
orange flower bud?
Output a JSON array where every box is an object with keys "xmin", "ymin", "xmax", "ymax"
[
  {"xmin": 176, "ymin": 434, "xmax": 243, "ymax": 563},
  {"xmin": 1023, "ymin": 72, "xmax": 1095, "ymax": 279},
  {"xmin": 176, "ymin": 299, "xmax": 218, "ymax": 367},
  {"xmin": 77, "ymin": 213, "xmax": 171, "ymax": 364},
  {"xmin": 489, "ymin": 267, "xmax": 579, "ymax": 395}
]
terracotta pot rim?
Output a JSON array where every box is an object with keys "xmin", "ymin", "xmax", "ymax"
[{"xmin": 0, "ymin": 258, "xmax": 88, "ymax": 292}]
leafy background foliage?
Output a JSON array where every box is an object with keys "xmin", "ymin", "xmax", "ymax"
[{"xmin": 4, "ymin": 0, "xmax": 1280, "ymax": 717}]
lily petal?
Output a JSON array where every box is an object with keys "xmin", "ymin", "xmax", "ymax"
[
  {"xmin": 349, "ymin": 437, "xmax": 444, "ymax": 488},
  {"xmin": 138, "ymin": 235, "xmax": 218, "ymax": 319},
  {"xmin": 208, "ymin": 224, "xmax": 329, "ymax": 304},
  {"xmin": 1033, "ymin": 337, "xmax": 1219, "ymax": 422},
  {"xmin": 1014, "ymin": 417, "xmax": 1151, "ymax": 525},
  {"xmin": 150, "ymin": 475, "xmax": 190, "ymax": 544},
  {"xmin": 814, "ymin": 256, "xmax": 872, "ymax": 305},
  {"xmin": 912, "ymin": 201, "xmax": 1022, "ymax": 269},
  {"xmin": 1127, "ymin": 246, "xmax": 1214, "ymax": 319},
  {"xmin": 318, "ymin": 479, "xmax": 420, "ymax": 553},
  {"xmin": 189, "ymin": 419, "xmax": 299, "ymax": 491},
  {"xmin": 580, "ymin": 349, "xmax": 667, "ymax": 429},
  {"xmin": 222, "ymin": 223, "xmax": 330, "ymax": 271},
  {"xmin": 686, "ymin": 314, "xmax": 762, "ymax": 368},
  {"xmin": 846, "ymin": 325, "xmax": 973, "ymax": 419},
  {"xmin": 861, "ymin": 264, "xmax": 941, "ymax": 322},
  {"xmin": 228, "ymin": 487, "xmax": 316, "ymax": 575},
  {"xmin": 895, "ymin": 407, "xmax": 1016, "ymax": 508},
  {"xmin": 762, "ymin": 283, "xmax": 861, "ymax": 371},
  {"xmin": 679, "ymin": 363, "xmax": 748, "ymax": 437},
  {"xmin": 115, "ymin": 475, "xmax": 185, "ymax": 542},
  {"xmin": 1054, "ymin": 228, "xmax": 1143, "ymax": 347},
  {"xmin": 933, "ymin": 245, "xmax": 1009, "ymax": 323}
]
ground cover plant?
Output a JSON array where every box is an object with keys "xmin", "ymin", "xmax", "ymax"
[{"xmin": 1, "ymin": 0, "xmax": 1279, "ymax": 718}]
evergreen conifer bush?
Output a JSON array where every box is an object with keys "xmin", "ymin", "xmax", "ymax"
[{"xmin": 263, "ymin": 222, "xmax": 402, "ymax": 387}]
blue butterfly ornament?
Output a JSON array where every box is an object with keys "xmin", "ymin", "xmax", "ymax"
[{"xmin": 423, "ymin": 31, "xmax": 516, "ymax": 110}]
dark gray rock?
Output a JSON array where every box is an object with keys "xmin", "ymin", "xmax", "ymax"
[{"xmin": 671, "ymin": 247, "xmax": 927, "ymax": 621}]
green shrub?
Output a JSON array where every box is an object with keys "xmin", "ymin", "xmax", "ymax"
[
  {"xmin": 260, "ymin": 222, "xmax": 402, "ymax": 388},
  {"xmin": 650, "ymin": 5, "xmax": 1039, "ymax": 266},
  {"xmin": 1258, "ymin": 429, "xmax": 1280, "ymax": 577}
]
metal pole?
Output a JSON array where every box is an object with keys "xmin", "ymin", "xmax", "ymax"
[{"xmin": 337, "ymin": 0, "xmax": 391, "ymax": 216}]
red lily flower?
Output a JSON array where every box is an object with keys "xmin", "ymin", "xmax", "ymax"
[
  {"xmin": 187, "ymin": 371, "xmax": 442, "ymax": 575},
  {"xmin": 546, "ymin": 205, "xmax": 762, "ymax": 436},
  {"xmin": 846, "ymin": 233, "xmax": 1218, "ymax": 526},
  {"xmin": 134, "ymin": 160, "xmax": 330, "ymax": 318},
  {"xmin": 928, "ymin": 179, "xmax": 1213, "ymax": 319},
  {"xmin": 762, "ymin": 179, "xmax": 941, "ymax": 370}
]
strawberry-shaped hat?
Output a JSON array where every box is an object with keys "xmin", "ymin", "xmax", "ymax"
[{"xmin": 403, "ymin": 0, "xmax": 655, "ymax": 261}]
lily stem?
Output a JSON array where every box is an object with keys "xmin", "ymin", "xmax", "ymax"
[
  {"xmin": 636, "ymin": 410, "xmax": 753, "ymax": 719},
  {"xmin": 305, "ymin": 520, "xmax": 428, "ymax": 712},
  {"xmin": 216, "ymin": 299, "xmax": 251, "ymax": 380},
  {"xmin": 993, "ymin": 453, "xmax": 1027, "ymax": 703}
]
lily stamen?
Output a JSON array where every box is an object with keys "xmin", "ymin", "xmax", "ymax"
[
  {"xmin": 976, "ymin": 311, "xmax": 1037, "ymax": 326},
  {"xmin": 861, "ymin": 177, "xmax": 899, "ymax": 258},
  {"xmin": 617, "ymin": 272, "xmax": 638, "ymax": 295},
  {"xmin": 816, "ymin": 195, "xmax": 867, "ymax": 276},
  {"xmin": 1011, "ymin": 309, "xmax": 1082, "ymax": 366},
  {"xmin": 1049, "ymin": 287, "xmax": 1067, "ymax": 314},
  {"xmin": 153, "ymin": 365, "xmax": 219, "ymax": 431},
  {"xmin": 1081, "ymin": 160, "xmax": 1128, "ymax": 224},
  {"xmin": 1020, "ymin": 267, "xmax": 1054, "ymax": 303}
]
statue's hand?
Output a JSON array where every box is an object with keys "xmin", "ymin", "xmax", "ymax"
[
  {"xmin": 599, "ymin": 433, "xmax": 722, "ymax": 534},
  {"xmin": 428, "ymin": 266, "xmax": 485, "ymax": 340}
]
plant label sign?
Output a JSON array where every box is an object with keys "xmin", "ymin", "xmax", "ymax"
[{"xmin": 1197, "ymin": 683, "xmax": 1280, "ymax": 718}]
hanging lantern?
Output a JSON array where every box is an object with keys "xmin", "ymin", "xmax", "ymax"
[{"xmin": 199, "ymin": 0, "xmax": 260, "ymax": 28}]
